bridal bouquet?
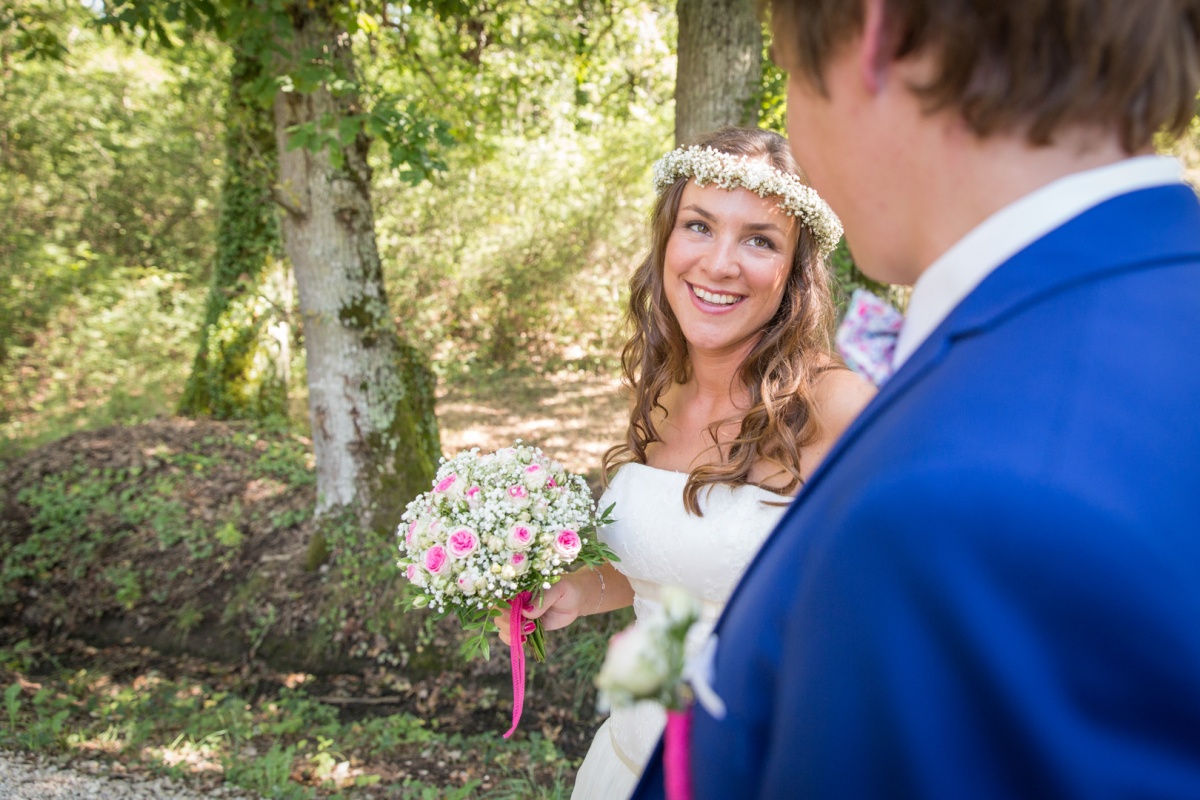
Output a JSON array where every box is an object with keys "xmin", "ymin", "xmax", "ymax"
[{"xmin": 398, "ymin": 443, "xmax": 615, "ymax": 663}]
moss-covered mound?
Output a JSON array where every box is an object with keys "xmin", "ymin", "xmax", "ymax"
[{"xmin": 0, "ymin": 419, "xmax": 415, "ymax": 672}]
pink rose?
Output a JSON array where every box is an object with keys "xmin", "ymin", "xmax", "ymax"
[
  {"xmin": 507, "ymin": 484, "xmax": 529, "ymax": 504},
  {"xmin": 552, "ymin": 529, "xmax": 582, "ymax": 560},
  {"xmin": 405, "ymin": 563, "xmax": 419, "ymax": 581},
  {"xmin": 405, "ymin": 520, "xmax": 418, "ymax": 547},
  {"xmin": 546, "ymin": 476, "xmax": 558, "ymax": 488},
  {"xmin": 465, "ymin": 485, "xmax": 482, "ymax": 505},
  {"xmin": 434, "ymin": 473, "xmax": 458, "ymax": 493},
  {"xmin": 506, "ymin": 523, "xmax": 536, "ymax": 551},
  {"xmin": 447, "ymin": 527, "xmax": 479, "ymax": 559},
  {"xmin": 423, "ymin": 545, "xmax": 449, "ymax": 575},
  {"xmin": 509, "ymin": 551, "xmax": 530, "ymax": 574}
]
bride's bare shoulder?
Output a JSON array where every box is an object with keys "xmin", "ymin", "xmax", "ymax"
[
  {"xmin": 794, "ymin": 369, "xmax": 876, "ymax": 476},
  {"xmin": 812, "ymin": 368, "xmax": 876, "ymax": 436}
]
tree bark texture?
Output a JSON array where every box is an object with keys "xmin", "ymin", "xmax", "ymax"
[
  {"xmin": 674, "ymin": 0, "xmax": 762, "ymax": 145},
  {"xmin": 273, "ymin": 6, "xmax": 439, "ymax": 533},
  {"xmin": 180, "ymin": 44, "xmax": 291, "ymax": 421}
]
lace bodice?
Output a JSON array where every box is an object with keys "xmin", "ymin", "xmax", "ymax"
[{"xmin": 596, "ymin": 463, "xmax": 790, "ymax": 771}]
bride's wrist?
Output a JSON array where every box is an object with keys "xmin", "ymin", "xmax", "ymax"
[{"xmin": 589, "ymin": 566, "xmax": 606, "ymax": 615}]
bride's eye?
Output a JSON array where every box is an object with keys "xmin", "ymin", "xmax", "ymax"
[
  {"xmin": 683, "ymin": 220, "xmax": 710, "ymax": 235},
  {"xmin": 747, "ymin": 234, "xmax": 776, "ymax": 250}
]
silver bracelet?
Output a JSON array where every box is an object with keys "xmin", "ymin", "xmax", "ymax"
[{"xmin": 590, "ymin": 567, "xmax": 606, "ymax": 614}]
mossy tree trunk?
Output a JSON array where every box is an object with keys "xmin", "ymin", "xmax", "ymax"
[
  {"xmin": 179, "ymin": 42, "xmax": 291, "ymax": 421},
  {"xmin": 272, "ymin": 3, "xmax": 439, "ymax": 534},
  {"xmin": 674, "ymin": 0, "xmax": 762, "ymax": 144}
]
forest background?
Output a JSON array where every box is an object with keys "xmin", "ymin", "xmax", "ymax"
[{"xmin": 1, "ymin": 1, "xmax": 1198, "ymax": 798}]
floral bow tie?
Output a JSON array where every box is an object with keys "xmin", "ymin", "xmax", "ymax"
[{"xmin": 836, "ymin": 289, "xmax": 904, "ymax": 387}]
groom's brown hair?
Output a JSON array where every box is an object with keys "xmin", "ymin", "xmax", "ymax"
[{"xmin": 767, "ymin": 0, "xmax": 1200, "ymax": 153}]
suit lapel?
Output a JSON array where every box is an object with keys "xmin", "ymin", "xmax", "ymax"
[{"xmin": 715, "ymin": 183, "xmax": 1200, "ymax": 624}]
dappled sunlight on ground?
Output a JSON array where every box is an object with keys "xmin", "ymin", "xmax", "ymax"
[{"xmin": 437, "ymin": 369, "xmax": 628, "ymax": 489}]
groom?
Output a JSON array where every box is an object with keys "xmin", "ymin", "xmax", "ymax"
[{"xmin": 634, "ymin": 0, "xmax": 1200, "ymax": 797}]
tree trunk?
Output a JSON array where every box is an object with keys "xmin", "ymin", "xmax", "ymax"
[
  {"xmin": 273, "ymin": 6, "xmax": 440, "ymax": 534},
  {"xmin": 179, "ymin": 44, "xmax": 291, "ymax": 421},
  {"xmin": 674, "ymin": 0, "xmax": 762, "ymax": 144}
]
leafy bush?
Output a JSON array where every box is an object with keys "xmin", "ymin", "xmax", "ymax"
[
  {"xmin": 0, "ymin": 2, "xmax": 225, "ymax": 368},
  {"xmin": 0, "ymin": 268, "xmax": 205, "ymax": 461}
]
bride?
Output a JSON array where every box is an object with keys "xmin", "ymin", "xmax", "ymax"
[{"xmin": 500, "ymin": 126, "xmax": 875, "ymax": 798}]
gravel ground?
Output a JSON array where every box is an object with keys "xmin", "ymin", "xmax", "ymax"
[{"xmin": 0, "ymin": 750, "xmax": 263, "ymax": 800}]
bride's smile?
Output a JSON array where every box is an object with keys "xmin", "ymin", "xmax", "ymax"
[
  {"xmin": 687, "ymin": 282, "xmax": 743, "ymax": 307},
  {"xmin": 664, "ymin": 179, "xmax": 797, "ymax": 358}
]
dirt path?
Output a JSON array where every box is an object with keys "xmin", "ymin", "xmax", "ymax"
[{"xmin": 437, "ymin": 369, "xmax": 628, "ymax": 487}]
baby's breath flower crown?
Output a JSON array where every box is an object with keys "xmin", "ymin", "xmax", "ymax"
[{"xmin": 652, "ymin": 145, "xmax": 844, "ymax": 258}]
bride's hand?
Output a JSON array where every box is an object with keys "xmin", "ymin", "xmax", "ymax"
[{"xmin": 494, "ymin": 570, "xmax": 595, "ymax": 646}]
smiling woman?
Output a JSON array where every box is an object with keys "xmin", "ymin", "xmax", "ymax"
[
  {"xmin": 606, "ymin": 126, "xmax": 865, "ymax": 508},
  {"xmin": 501, "ymin": 127, "xmax": 877, "ymax": 800}
]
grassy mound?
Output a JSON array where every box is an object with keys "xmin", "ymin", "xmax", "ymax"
[{"xmin": 0, "ymin": 417, "xmax": 628, "ymax": 796}]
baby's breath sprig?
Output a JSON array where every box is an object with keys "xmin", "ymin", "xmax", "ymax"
[{"xmin": 652, "ymin": 145, "xmax": 844, "ymax": 258}]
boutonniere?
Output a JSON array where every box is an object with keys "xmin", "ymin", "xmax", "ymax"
[{"xmin": 596, "ymin": 586, "xmax": 701, "ymax": 800}]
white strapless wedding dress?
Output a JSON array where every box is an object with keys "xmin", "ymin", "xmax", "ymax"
[{"xmin": 571, "ymin": 463, "xmax": 790, "ymax": 800}]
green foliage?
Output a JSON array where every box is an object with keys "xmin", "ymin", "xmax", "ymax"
[
  {"xmin": 224, "ymin": 742, "xmax": 314, "ymax": 799},
  {"xmin": 312, "ymin": 507, "xmax": 413, "ymax": 664},
  {"xmin": 0, "ymin": 427, "xmax": 317, "ymax": 623},
  {"xmin": 250, "ymin": 434, "xmax": 317, "ymax": 487},
  {"xmin": 400, "ymin": 779, "xmax": 482, "ymax": 799},
  {"xmin": 372, "ymin": 2, "xmax": 675, "ymax": 373},
  {"xmin": 2, "ymin": 465, "xmax": 124, "ymax": 601},
  {"xmin": 179, "ymin": 43, "xmax": 290, "ymax": 422},
  {"xmin": 829, "ymin": 238, "xmax": 888, "ymax": 301},
  {"xmin": 0, "ymin": 637, "xmax": 577, "ymax": 798},
  {"xmin": 0, "ymin": 0, "xmax": 69, "ymax": 60},
  {"xmin": 5, "ymin": 682, "xmax": 23, "ymax": 730},
  {"xmin": 98, "ymin": 0, "xmax": 460, "ymax": 182},
  {"xmin": 0, "ymin": 1, "xmax": 225, "ymax": 369},
  {"xmin": 757, "ymin": 26, "xmax": 787, "ymax": 135},
  {"xmin": 379, "ymin": 122, "xmax": 669, "ymax": 375}
]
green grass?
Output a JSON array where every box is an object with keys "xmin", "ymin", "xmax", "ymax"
[{"xmin": 0, "ymin": 637, "xmax": 578, "ymax": 798}]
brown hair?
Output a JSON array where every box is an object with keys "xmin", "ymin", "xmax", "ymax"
[
  {"xmin": 602, "ymin": 127, "xmax": 841, "ymax": 514},
  {"xmin": 767, "ymin": 0, "xmax": 1200, "ymax": 152}
]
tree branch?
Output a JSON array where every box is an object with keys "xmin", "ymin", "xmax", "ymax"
[{"xmin": 271, "ymin": 185, "xmax": 308, "ymax": 219}]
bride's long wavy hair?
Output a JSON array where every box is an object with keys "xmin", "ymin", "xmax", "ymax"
[{"xmin": 602, "ymin": 127, "xmax": 841, "ymax": 514}]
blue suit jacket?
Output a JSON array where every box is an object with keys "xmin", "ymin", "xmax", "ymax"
[{"xmin": 632, "ymin": 184, "xmax": 1200, "ymax": 799}]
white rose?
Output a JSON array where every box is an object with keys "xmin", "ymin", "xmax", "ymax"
[
  {"xmin": 594, "ymin": 623, "xmax": 671, "ymax": 700},
  {"xmin": 456, "ymin": 571, "xmax": 478, "ymax": 596},
  {"xmin": 660, "ymin": 585, "xmax": 702, "ymax": 627},
  {"xmin": 521, "ymin": 463, "xmax": 547, "ymax": 490}
]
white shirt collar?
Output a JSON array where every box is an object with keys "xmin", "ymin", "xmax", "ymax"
[{"xmin": 891, "ymin": 155, "xmax": 1185, "ymax": 369}]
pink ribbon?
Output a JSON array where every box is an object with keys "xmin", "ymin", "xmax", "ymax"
[
  {"xmin": 502, "ymin": 590, "xmax": 532, "ymax": 739},
  {"xmin": 664, "ymin": 708, "xmax": 693, "ymax": 800}
]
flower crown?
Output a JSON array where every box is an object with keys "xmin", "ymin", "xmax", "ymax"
[{"xmin": 652, "ymin": 145, "xmax": 844, "ymax": 258}]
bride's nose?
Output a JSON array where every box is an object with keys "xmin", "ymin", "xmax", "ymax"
[{"xmin": 702, "ymin": 236, "xmax": 741, "ymax": 280}]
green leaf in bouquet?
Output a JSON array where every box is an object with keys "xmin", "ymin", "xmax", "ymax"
[{"xmin": 461, "ymin": 628, "xmax": 490, "ymax": 662}]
